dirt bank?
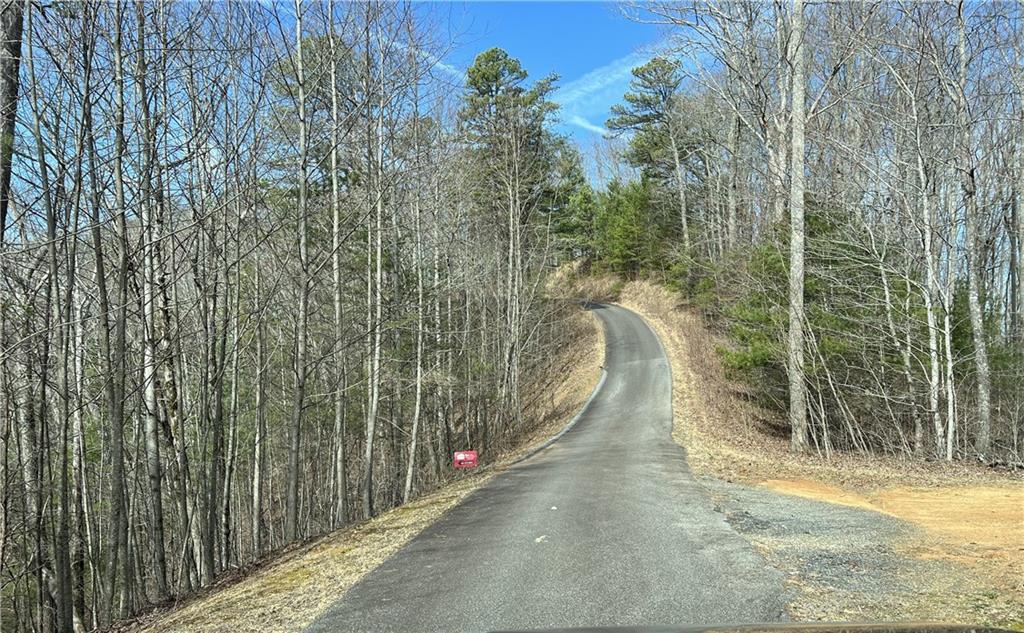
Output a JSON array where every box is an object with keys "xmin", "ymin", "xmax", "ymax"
[{"xmin": 124, "ymin": 304, "xmax": 604, "ymax": 633}]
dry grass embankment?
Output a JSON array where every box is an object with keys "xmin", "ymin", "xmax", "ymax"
[
  {"xmin": 125, "ymin": 304, "xmax": 604, "ymax": 633},
  {"xmin": 615, "ymin": 279, "xmax": 1023, "ymax": 625}
]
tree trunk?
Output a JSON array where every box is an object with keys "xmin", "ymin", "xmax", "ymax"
[
  {"xmin": 0, "ymin": 0, "xmax": 21, "ymax": 243},
  {"xmin": 252, "ymin": 259, "xmax": 267, "ymax": 558},
  {"xmin": 328, "ymin": 0, "xmax": 348, "ymax": 527},
  {"xmin": 107, "ymin": 3, "xmax": 134, "ymax": 615},
  {"xmin": 135, "ymin": 0, "xmax": 169, "ymax": 598},
  {"xmin": 726, "ymin": 111, "xmax": 739, "ymax": 249},
  {"xmin": 405, "ymin": 73, "xmax": 424, "ymax": 503},
  {"xmin": 787, "ymin": 0, "xmax": 809, "ymax": 452},
  {"xmin": 943, "ymin": 184, "xmax": 958, "ymax": 461},
  {"xmin": 668, "ymin": 133, "xmax": 691, "ymax": 252},
  {"xmin": 285, "ymin": 0, "xmax": 309, "ymax": 542},
  {"xmin": 957, "ymin": 6, "xmax": 991, "ymax": 454},
  {"xmin": 363, "ymin": 7, "xmax": 384, "ymax": 519}
]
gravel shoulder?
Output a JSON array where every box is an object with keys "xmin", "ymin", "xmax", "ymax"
[{"xmin": 703, "ymin": 477, "xmax": 1008, "ymax": 625}]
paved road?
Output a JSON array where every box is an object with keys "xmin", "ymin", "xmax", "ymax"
[{"xmin": 307, "ymin": 304, "xmax": 787, "ymax": 633}]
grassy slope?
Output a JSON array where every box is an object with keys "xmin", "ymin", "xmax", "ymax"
[{"xmin": 122, "ymin": 304, "xmax": 604, "ymax": 633}]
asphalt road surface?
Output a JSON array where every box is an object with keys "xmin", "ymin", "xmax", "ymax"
[{"xmin": 306, "ymin": 304, "xmax": 787, "ymax": 633}]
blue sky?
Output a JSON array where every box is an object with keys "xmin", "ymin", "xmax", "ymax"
[{"xmin": 434, "ymin": 2, "xmax": 666, "ymax": 142}]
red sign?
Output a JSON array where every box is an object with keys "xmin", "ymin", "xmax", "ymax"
[{"xmin": 453, "ymin": 450, "xmax": 478, "ymax": 469}]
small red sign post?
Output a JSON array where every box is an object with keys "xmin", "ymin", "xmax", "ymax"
[{"xmin": 453, "ymin": 450, "xmax": 478, "ymax": 469}]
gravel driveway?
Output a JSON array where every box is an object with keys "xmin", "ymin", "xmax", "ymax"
[{"xmin": 700, "ymin": 477, "xmax": 982, "ymax": 623}]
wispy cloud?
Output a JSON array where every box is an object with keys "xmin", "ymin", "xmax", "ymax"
[
  {"xmin": 433, "ymin": 59, "xmax": 467, "ymax": 82},
  {"xmin": 567, "ymin": 115, "xmax": 609, "ymax": 136},
  {"xmin": 554, "ymin": 50, "xmax": 649, "ymax": 108},
  {"xmin": 552, "ymin": 42, "xmax": 668, "ymax": 136}
]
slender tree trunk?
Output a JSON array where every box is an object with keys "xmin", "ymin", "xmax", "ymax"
[
  {"xmin": 405, "ymin": 72, "xmax": 424, "ymax": 503},
  {"xmin": 24, "ymin": 5, "xmax": 65, "ymax": 621},
  {"xmin": 222, "ymin": 208, "xmax": 241, "ymax": 568},
  {"xmin": 285, "ymin": 0, "xmax": 309, "ymax": 541},
  {"xmin": 1011, "ymin": 177, "xmax": 1020, "ymax": 339},
  {"xmin": 668, "ymin": 133, "xmax": 691, "ymax": 252},
  {"xmin": 914, "ymin": 131, "xmax": 945, "ymax": 456},
  {"xmin": 135, "ymin": 0, "xmax": 169, "ymax": 598},
  {"xmin": 957, "ymin": 6, "xmax": 991, "ymax": 454},
  {"xmin": 1018, "ymin": 126, "xmax": 1024, "ymax": 342},
  {"xmin": 362, "ymin": 5, "xmax": 384, "ymax": 519},
  {"xmin": 726, "ymin": 111, "xmax": 739, "ymax": 249},
  {"xmin": 252, "ymin": 259, "xmax": 267, "ymax": 558},
  {"xmin": 0, "ymin": 0, "xmax": 21, "ymax": 242},
  {"xmin": 72, "ymin": 290, "xmax": 89, "ymax": 630},
  {"xmin": 943, "ymin": 185, "xmax": 958, "ymax": 461},
  {"xmin": 364, "ymin": 74, "xmax": 385, "ymax": 520},
  {"xmin": 106, "ymin": 2, "xmax": 134, "ymax": 616},
  {"xmin": 327, "ymin": 0, "xmax": 348, "ymax": 527},
  {"xmin": 770, "ymin": 5, "xmax": 790, "ymax": 228},
  {"xmin": 787, "ymin": 0, "xmax": 809, "ymax": 452}
]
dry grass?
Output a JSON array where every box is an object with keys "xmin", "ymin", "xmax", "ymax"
[
  {"xmin": 616, "ymin": 279, "xmax": 1024, "ymax": 624},
  {"xmin": 616, "ymin": 280, "xmax": 1022, "ymax": 489},
  {"xmin": 545, "ymin": 259, "xmax": 622, "ymax": 303},
  {"xmin": 129, "ymin": 476, "xmax": 495, "ymax": 633},
  {"xmin": 126, "ymin": 304, "xmax": 604, "ymax": 633}
]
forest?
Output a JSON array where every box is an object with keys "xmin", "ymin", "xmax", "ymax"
[
  {"xmin": 1, "ymin": 1, "xmax": 1022, "ymax": 632},
  {"xmin": 566, "ymin": 0, "xmax": 1023, "ymax": 461},
  {"xmin": 0, "ymin": 1, "xmax": 590, "ymax": 630}
]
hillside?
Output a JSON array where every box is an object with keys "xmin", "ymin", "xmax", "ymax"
[
  {"xmin": 119, "ymin": 304, "xmax": 604, "ymax": 633},
  {"xmin": 612, "ymin": 278, "xmax": 1024, "ymax": 627}
]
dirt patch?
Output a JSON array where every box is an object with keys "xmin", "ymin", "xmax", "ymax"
[
  {"xmin": 763, "ymin": 478, "xmax": 1024, "ymax": 601},
  {"xmin": 875, "ymin": 485, "xmax": 1024, "ymax": 553},
  {"xmin": 616, "ymin": 278, "xmax": 1024, "ymax": 627},
  {"xmin": 762, "ymin": 479, "xmax": 881, "ymax": 513},
  {"xmin": 126, "ymin": 305, "xmax": 604, "ymax": 633},
  {"xmin": 879, "ymin": 485, "xmax": 1024, "ymax": 608}
]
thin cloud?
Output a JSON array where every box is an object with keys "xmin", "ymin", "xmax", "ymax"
[
  {"xmin": 552, "ymin": 42, "xmax": 669, "ymax": 136},
  {"xmin": 567, "ymin": 115, "xmax": 609, "ymax": 136},
  {"xmin": 433, "ymin": 59, "xmax": 467, "ymax": 82},
  {"xmin": 554, "ymin": 50, "xmax": 651, "ymax": 108}
]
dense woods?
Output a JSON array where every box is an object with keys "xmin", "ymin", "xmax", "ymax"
[
  {"xmin": 568, "ymin": 2, "xmax": 1023, "ymax": 461},
  {"xmin": 0, "ymin": 1, "xmax": 586, "ymax": 629},
  {"xmin": 3, "ymin": 0, "xmax": 1024, "ymax": 630}
]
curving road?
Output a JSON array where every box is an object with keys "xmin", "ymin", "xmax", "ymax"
[{"xmin": 306, "ymin": 304, "xmax": 787, "ymax": 633}]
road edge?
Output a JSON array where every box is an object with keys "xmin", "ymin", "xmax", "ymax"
[{"xmin": 508, "ymin": 365, "xmax": 608, "ymax": 467}]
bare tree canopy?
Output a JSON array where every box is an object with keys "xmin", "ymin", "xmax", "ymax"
[{"xmin": 0, "ymin": 1, "xmax": 585, "ymax": 629}]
